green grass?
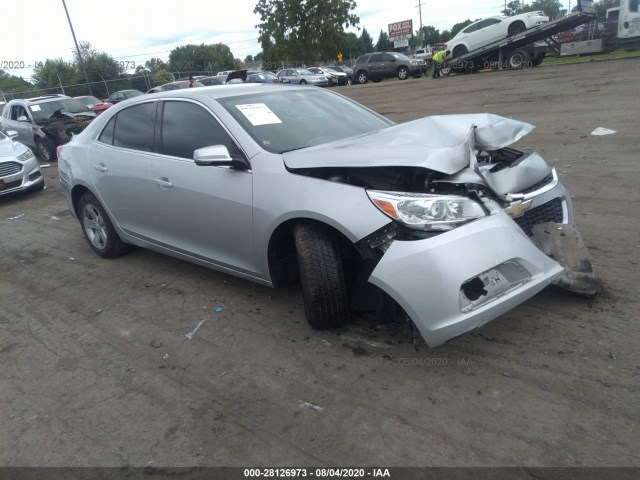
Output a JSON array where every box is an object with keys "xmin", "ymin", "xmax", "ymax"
[{"xmin": 543, "ymin": 48, "xmax": 640, "ymax": 65}]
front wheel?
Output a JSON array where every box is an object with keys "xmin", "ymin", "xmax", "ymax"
[
  {"xmin": 346, "ymin": 78, "xmax": 353, "ymax": 86},
  {"xmin": 79, "ymin": 192, "xmax": 131, "ymax": 258},
  {"xmin": 35, "ymin": 137, "xmax": 56, "ymax": 162},
  {"xmin": 293, "ymin": 222, "xmax": 349, "ymax": 330},
  {"xmin": 397, "ymin": 66, "xmax": 409, "ymax": 80}
]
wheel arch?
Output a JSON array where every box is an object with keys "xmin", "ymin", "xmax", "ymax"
[{"xmin": 267, "ymin": 217, "xmax": 358, "ymax": 288}]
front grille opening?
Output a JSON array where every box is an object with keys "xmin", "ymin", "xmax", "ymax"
[{"xmin": 514, "ymin": 197, "xmax": 564, "ymax": 237}]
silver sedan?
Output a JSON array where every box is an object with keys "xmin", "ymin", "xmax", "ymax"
[
  {"xmin": 58, "ymin": 84, "xmax": 572, "ymax": 347},
  {"xmin": 275, "ymin": 68, "xmax": 329, "ymax": 87},
  {"xmin": 0, "ymin": 130, "xmax": 43, "ymax": 196}
]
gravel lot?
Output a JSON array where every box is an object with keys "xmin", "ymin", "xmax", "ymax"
[{"xmin": 1, "ymin": 59, "xmax": 638, "ymax": 467}]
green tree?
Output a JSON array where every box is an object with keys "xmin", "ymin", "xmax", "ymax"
[
  {"xmin": 595, "ymin": 0, "xmax": 620, "ymax": 20},
  {"xmin": 360, "ymin": 28, "xmax": 374, "ymax": 53},
  {"xmin": 0, "ymin": 70, "xmax": 34, "ymax": 98},
  {"xmin": 502, "ymin": 1, "xmax": 527, "ymax": 15},
  {"xmin": 169, "ymin": 43, "xmax": 235, "ymax": 75},
  {"xmin": 244, "ymin": 54, "xmax": 254, "ymax": 63},
  {"xmin": 32, "ymin": 59, "xmax": 80, "ymax": 95},
  {"xmin": 439, "ymin": 30, "xmax": 452, "ymax": 42},
  {"xmin": 72, "ymin": 42, "xmax": 125, "ymax": 98},
  {"xmin": 335, "ymin": 32, "xmax": 365, "ymax": 63},
  {"xmin": 417, "ymin": 26, "xmax": 442, "ymax": 45},
  {"xmin": 375, "ymin": 30, "xmax": 393, "ymax": 51},
  {"xmin": 529, "ymin": 0, "xmax": 563, "ymax": 18},
  {"xmin": 154, "ymin": 68, "xmax": 174, "ymax": 85},
  {"xmin": 254, "ymin": 0, "xmax": 359, "ymax": 65}
]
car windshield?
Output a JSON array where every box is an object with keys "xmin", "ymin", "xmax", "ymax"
[
  {"xmin": 29, "ymin": 98, "xmax": 96, "ymax": 122},
  {"xmin": 77, "ymin": 96, "xmax": 101, "ymax": 106},
  {"xmin": 219, "ymin": 89, "xmax": 393, "ymax": 154},
  {"xmin": 324, "ymin": 67, "xmax": 338, "ymax": 73},
  {"xmin": 391, "ymin": 53, "xmax": 411, "ymax": 61}
]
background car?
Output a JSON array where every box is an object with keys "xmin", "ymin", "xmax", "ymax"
[
  {"xmin": 246, "ymin": 71, "xmax": 280, "ymax": 84},
  {"xmin": 276, "ymin": 68, "xmax": 329, "ymax": 87},
  {"xmin": 353, "ymin": 52, "xmax": 424, "ymax": 84},
  {"xmin": 0, "ymin": 130, "xmax": 43, "ymax": 196},
  {"xmin": 330, "ymin": 65, "xmax": 354, "ymax": 85},
  {"xmin": 106, "ymin": 89, "xmax": 144, "ymax": 104},
  {"xmin": 199, "ymin": 76, "xmax": 226, "ymax": 86},
  {"xmin": 555, "ymin": 22, "xmax": 608, "ymax": 42},
  {"xmin": 147, "ymin": 80, "xmax": 205, "ymax": 93},
  {"xmin": 74, "ymin": 95, "xmax": 114, "ymax": 115},
  {"xmin": 307, "ymin": 66, "xmax": 349, "ymax": 86},
  {"xmin": 0, "ymin": 95, "xmax": 96, "ymax": 161},
  {"xmin": 447, "ymin": 11, "xmax": 549, "ymax": 58}
]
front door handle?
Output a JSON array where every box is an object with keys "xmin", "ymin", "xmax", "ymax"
[
  {"xmin": 154, "ymin": 178, "xmax": 173, "ymax": 188},
  {"xmin": 94, "ymin": 163, "xmax": 108, "ymax": 172}
]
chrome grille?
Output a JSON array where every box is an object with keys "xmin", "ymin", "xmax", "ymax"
[
  {"xmin": 519, "ymin": 172, "xmax": 554, "ymax": 195},
  {"xmin": 514, "ymin": 198, "xmax": 564, "ymax": 237},
  {"xmin": 0, "ymin": 161, "xmax": 22, "ymax": 177}
]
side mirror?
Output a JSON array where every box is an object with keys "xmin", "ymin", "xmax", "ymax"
[
  {"xmin": 193, "ymin": 145, "xmax": 246, "ymax": 169},
  {"xmin": 17, "ymin": 116, "xmax": 29, "ymax": 122},
  {"xmin": 6, "ymin": 130, "xmax": 19, "ymax": 139}
]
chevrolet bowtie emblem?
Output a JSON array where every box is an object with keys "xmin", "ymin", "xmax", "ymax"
[{"xmin": 505, "ymin": 199, "xmax": 533, "ymax": 218}]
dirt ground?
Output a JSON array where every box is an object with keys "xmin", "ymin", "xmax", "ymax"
[{"xmin": 1, "ymin": 59, "xmax": 638, "ymax": 467}]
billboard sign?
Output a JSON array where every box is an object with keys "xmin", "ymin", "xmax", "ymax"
[{"xmin": 388, "ymin": 19, "xmax": 413, "ymax": 38}]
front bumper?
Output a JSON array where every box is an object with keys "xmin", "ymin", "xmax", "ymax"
[
  {"xmin": 369, "ymin": 210, "xmax": 563, "ymax": 347},
  {"xmin": 0, "ymin": 153, "xmax": 44, "ymax": 196}
]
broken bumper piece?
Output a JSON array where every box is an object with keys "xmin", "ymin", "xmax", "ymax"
[{"xmin": 369, "ymin": 211, "xmax": 564, "ymax": 347}]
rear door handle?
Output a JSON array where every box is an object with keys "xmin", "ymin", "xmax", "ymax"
[
  {"xmin": 154, "ymin": 178, "xmax": 173, "ymax": 188},
  {"xmin": 94, "ymin": 163, "xmax": 108, "ymax": 172}
]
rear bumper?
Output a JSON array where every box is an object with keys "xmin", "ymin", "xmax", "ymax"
[{"xmin": 369, "ymin": 210, "xmax": 563, "ymax": 347}]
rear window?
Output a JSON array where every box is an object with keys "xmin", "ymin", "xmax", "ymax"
[{"xmin": 113, "ymin": 102, "xmax": 155, "ymax": 152}]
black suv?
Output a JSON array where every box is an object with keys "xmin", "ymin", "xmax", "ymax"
[
  {"xmin": 0, "ymin": 95, "xmax": 96, "ymax": 161},
  {"xmin": 353, "ymin": 52, "xmax": 425, "ymax": 84}
]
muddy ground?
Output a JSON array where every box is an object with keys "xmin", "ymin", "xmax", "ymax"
[{"xmin": 1, "ymin": 59, "xmax": 638, "ymax": 467}]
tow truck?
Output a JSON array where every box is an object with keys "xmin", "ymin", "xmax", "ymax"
[{"xmin": 443, "ymin": 1, "xmax": 598, "ymax": 74}]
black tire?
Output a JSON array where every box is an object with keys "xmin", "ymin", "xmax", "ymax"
[
  {"xmin": 356, "ymin": 70, "xmax": 368, "ymax": 84},
  {"xmin": 531, "ymin": 54, "xmax": 545, "ymax": 67},
  {"xmin": 397, "ymin": 66, "xmax": 409, "ymax": 80},
  {"xmin": 346, "ymin": 78, "xmax": 353, "ymax": 86},
  {"xmin": 299, "ymin": 80, "xmax": 307, "ymax": 85},
  {"xmin": 452, "ymin": 45, "xmax": 468, "ymax": 58},
  {"xmin": 78, "ymin": 192, "xmax": 131, "ymax": 258},
  {"xmin": 293, "ymin": 222, "xmax": 349, "ymax": 330},
  {"xmin": 508, "ymin": 21, "xmax": 526, "ymax": 37},
  {"xmin": 35, "ymin": 137, "xmax": 56, "ymax": 162},
  {"xmin": 508, "ymin": 49, "xmax": 531, "ymax": 69}
]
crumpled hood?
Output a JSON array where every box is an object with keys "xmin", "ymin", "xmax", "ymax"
[
  {"xmin": 283, "ymin": 113, "xmax": 534, "ymax": 175},
  {"xmin": 0, "ymin": 137, "xmax": 29, "ymax": 158}
]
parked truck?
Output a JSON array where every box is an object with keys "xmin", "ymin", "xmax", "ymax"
[{"xmin": 560, "ymin": 0, "xmax": 640, "ymax": 56}]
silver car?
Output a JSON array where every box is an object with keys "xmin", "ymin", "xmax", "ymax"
[
  {"xmin": 276, "ymin": 68, "xmax": 329, "ymax": 87},
  {"xmin": 58, "ymin": 85, "xmax": 572, "ymax": 347},
  {"xmin": 0, "ymin": 130, "xmax": 43, "ymax": 196}
]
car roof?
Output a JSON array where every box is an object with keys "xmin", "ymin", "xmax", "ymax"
[
  {"xmin": 19, "ymin": 94, "xmax": 72, "ymax": 104},
  {"xmin": 141, "ymin": 83, "xmax": 313, "ymax": 101}
]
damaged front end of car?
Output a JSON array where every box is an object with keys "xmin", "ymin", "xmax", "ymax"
[
  {"xmin": 35, "ymin": 115, "xmax": 94, "ymax": 146},
  {"xmin": 285, "ymin": 114, "xmax": 600, "ymax": 347}
]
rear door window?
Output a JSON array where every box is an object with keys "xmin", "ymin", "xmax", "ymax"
[{"xmin": 113, "ymin": 102, "xmax": 155, "ymax": 152}]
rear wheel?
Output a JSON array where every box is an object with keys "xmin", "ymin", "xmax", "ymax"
[
  {"xmin": 299, "ymin": 80, "xmax": 307, "ymax": 85},
  {"xmin": 346, "ymin": 78, "xmax": 353, "ymax": 85},
  {"xmin": 79, "ymin": 192, "xmax": 131, "ymax": 258},
  {"xmin": 356, "ymin": 70, "xmax": 368, "ymax": 84},
  {"xmin": 508, "ymin": 49, "xmax": 531, "ymax": 69},
  {"xmin": 397, "ymin": 66, "xmax": 409, "ymax": 80},
  {"xmin": 35, "ymin": 137, "xmax": 56, "ymax": 162},
  {"xmin": 508, "ymin": 21, "xmax": 526, "ymax": 37},
  {"xmin": 293, "ymin": 222, "xmax": 349, "ymax": 330}
]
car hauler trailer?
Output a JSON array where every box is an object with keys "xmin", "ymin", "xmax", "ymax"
[{"xmin": 443, "ymin": 2, "xmax": 597, "ymax": 74}]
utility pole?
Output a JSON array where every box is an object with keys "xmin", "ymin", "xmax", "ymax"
[
  {"xmin": 416, "ymin": 1, "xmax": 425, "ymax": 46},
  {"xmin": 57, "ymin": 75, "xmax": 66, "ymax": 95},
  {"xmin": 61, "ymin": 0, "xmax": 93, "ymax": 95}
]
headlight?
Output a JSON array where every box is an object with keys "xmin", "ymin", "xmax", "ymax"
[
  {"xmin": 367, "ymin": 190, "xmax": 487, "ymax": 231},
  {"xmin": 17, "ymin": 149, "xmax": 34, "ymax": 162}
]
